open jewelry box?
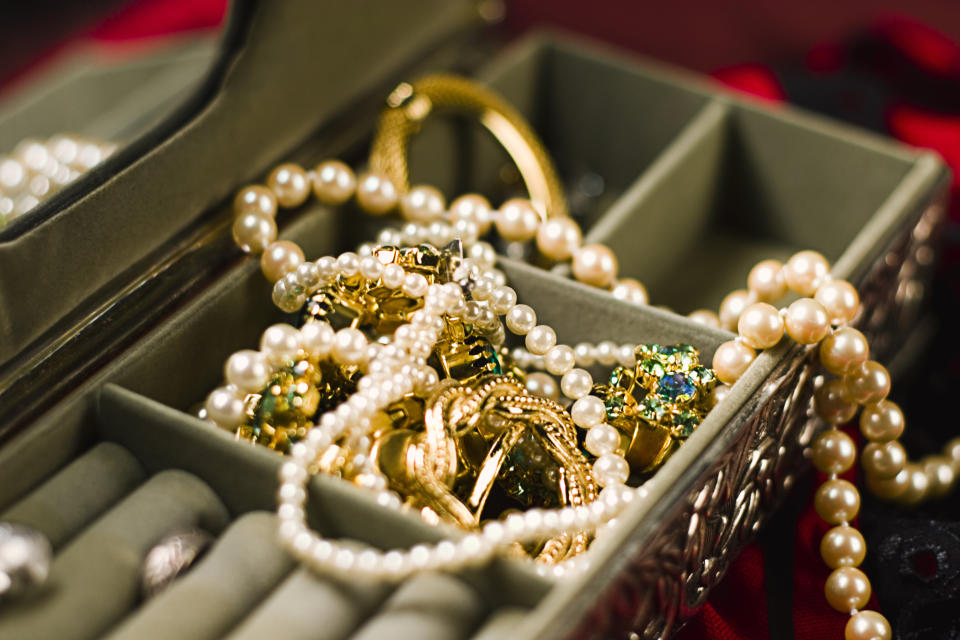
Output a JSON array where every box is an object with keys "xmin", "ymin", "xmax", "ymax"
[{"xmin": 0, "ymin": 1, "xmax": 949, "ymax": 638}]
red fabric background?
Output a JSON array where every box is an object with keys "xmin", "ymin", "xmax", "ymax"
[{"xmin": 10, "ymin": 2, "xmax": 960, "ymax": 639}]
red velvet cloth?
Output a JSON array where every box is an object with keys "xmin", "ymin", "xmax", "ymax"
[{"xmin": 12, "ymin": 3, "xmax": 960, "ymax": 639}]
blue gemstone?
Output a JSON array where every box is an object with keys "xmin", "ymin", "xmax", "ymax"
[{"xmin": 657, "ymin": 373, "xmax": 696, "ymax": 401}]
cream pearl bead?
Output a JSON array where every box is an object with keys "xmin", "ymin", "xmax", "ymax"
[
  {"xmin": 561, "ymin": 368, "xmax": 593, "ymax": 399},
  {"xmin": 688, "ymin": 309, "xmax": 721, "ymax": 328},
  {"xmin": 814, "ymin": 478, "xmax": 860, "ymax": 524},
  {"xmin": 783, "ymin": 250, "xmax": 830, "ymax": 296},
  {"xmin": 585, "ymin": 423, "xmax": 621, "ymax": 456},
  {"xmin": 234, "ymin": 184, "xmax": 278, "ymax": 218},
  {"xmin": 784, "ymin": 298, "xmax": 830, "ymax": 344},
  {"xmin": 819, "ymin": 327, "xmax": 870, "ymax": 376},
  {"xmin": 495, "ymin": 198, "xmax": 539, "ymax": 242},
  {"xmin": 862, "ymin": 441, "xmax": 906, "ymax": 479},
  {"xmin": 525, "ymin": 372, "xmax": 559, "ymax": 400},
  {"xmin": 332, "ymin": 328, "xmax": 367, "ymax": 366},
  {"xmin": 815, "ymin": 279, "xmax": 860, "ymax": 325},
  {"xmin": 525, "ymin": 325, "xmax": 557, "ymax": 356},
  {"xmin": 593, "ymin": 453, "xmax": 629, "ymax": 487},
  {"xmin": 712, "ymin": 340, "xmax": 756, "ymax": 384},
  {"xmin": 356, "ymin": 171, "xmax": 398, "ymax": 215},
  {"xmin": 923, "ymin": 455, "xmax": 955, "ymax": 498},
  {"xmin": 611, "ymin": 278, "xmax": 649, "ymax": 305},
  {"xmin": 571, "ymin": 395, "xmax": 606, "ymax": 428},
  {"xmin": 506, "ymin": 304, "xmax": 537, "ymax": 335},
  {"xmin": 449, "ymin": 194, "xmax": 493, "ymax": 234},
  {"xmin": 719, "ymin": 289, "xmax": 753, "ymax": 331},
  {"xmin": 898, "ymin": 464, "xmax": 930, "ymax": 504},
  {"xmin": 820, "ymin": 525, "xmax": 866, "ymax": 569},
  {"xmin": 536, "ymin": 217, "xmax": 581, "ymax": 261},
  {"xmin": 205, "ymin": 386, "xmax": 247, "ymax": 428},
  {"xmin": 811, "ymin": 429, "xmax": 856, "ymax": 474},
  {"xmin": 859, "ymin": 400, "xmax": 904, "ymax": 442},
  {"xmin": 312, "ymin": 160, "xmax": 356, "ymax": 205},
  {"xmin": 261, "ymin": 240, "xmax": 305, "ymax": 283},
  {"xmin": 232, "ymin": 211, "xmax": 277, "ymax": 254},
  {"xmin": 737, "ymin": 302, "xmax": 784, "ymax": 349},
  {"xmin": 544, "ymin": 345, "xmax": 576, "ymax": 375},
  {"xmin": 845, "ymin": 611, "xmax": 891, "ymax": 640},
  {"xmin": 299, "ymin": 321, "xmax": 334, "ymax": 357},
  {"xmin": 225, "ymin": 349, "xmax": 271, "ymax": 393},
  {"xmin": 843, "ymin": 361, "xmax": 891, "ymax": 405},
  {"xmin": 814, "ymin": 378, "xmax": 858, "ymax": 425},
  {"xmin": 400, "ymin": 184, "xmax": 445, "ymax": 223},
  {"xmin": 865, "ymin": 468, "xmax": 909, "ymax": 500},
  {"xmin": 572, "ymin": 244, "xmax": 618, "ymax": 288},
  {"xmin": 747, "ymin": 259, "xmax": 787, "ymax": 302},
  {"xmin": 260, "ymin": 324, "xmax": 301, "ymax": 364},
  {"xmin": 267, "ymin": 163, "xmax": 310, "ymax": 208},
  {"xmin": 825, "ymin": 567, "xmax": 871, "ymax": 613}
]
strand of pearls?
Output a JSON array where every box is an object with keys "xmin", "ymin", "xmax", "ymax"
[
  {"xmin": 706, "ymin": 249, "xmax": 958, "ymax": 640},
  {"xmin": 230, "ymin": 160, "xmax": 645, "ymax": 295}
]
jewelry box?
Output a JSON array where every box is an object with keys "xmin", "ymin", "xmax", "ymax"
[{"xmin": 0, "ymin": 1, "xmax": 948, "ymax": 638}]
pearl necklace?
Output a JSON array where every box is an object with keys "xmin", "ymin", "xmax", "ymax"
[{"xmin": 224, "ymin": 152, "xmax": 942, "ymax": 638}]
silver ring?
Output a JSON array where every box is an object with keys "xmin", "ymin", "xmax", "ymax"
[{"xmin": 140, "ymin": 528, "xmax": 213, "ymax": 599}]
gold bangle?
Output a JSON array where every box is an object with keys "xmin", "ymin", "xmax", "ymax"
[{"xmin": 369, "ymin": 74, "xmax": 569, "ymax": 220}]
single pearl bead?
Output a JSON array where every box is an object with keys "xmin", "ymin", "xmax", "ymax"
[
  {"xmin": 611, "ymin": 278, "xmax": 649, "ymax": 305},
  {"xmin": 359, "ymin": 255, "xmax": 383, "ymax": 281},
  {"xmin": 820, "ymin": 525, "xmax": 866, "ymax": 569},
  {"xmin": 267, "ymin": 163, "xmax": 310, "ymax": 208},
  {"xmin": 525, "ymin": 372, "xmax": 559, "ymax": 400},
  {"xmin": 525, "ymin": 325, "xmax": 557, "ymax": 355},
  {"xmin": 819, "ymin": 327, "xmax": 870, "ymax": 376},
  {"xmin": 225, "ymin": 349, "xmax": 271, "ymax": 393},
  {"xmin": 923, "ymin": 456, "xmax": 955, "ymax": 498},
  {"xmin": 712, "ymin": 340, "xmax": 756, "ymax": 384},
  {"xmin": 333, "ymin": 328, "xmax": 367, "ymax": 365},
  {"xmin": 815, "ymin": 279, "xmax": 860, "ymax": 325},
  {"xmin": 814, "ymin": 478, "xmax": 860, "ymax": 524},
  {"xmin": 506, "ymin": 304, "xmax": 537, "ymax": 335},
  {"xmin": 747, "ymin": 259, "xmax": 787, "ymax": 302},
  {"xmin": 468, "ymin": 241, "xmax": 496, "ymax": 268},
  {"xmin": 825, "ymin": 567, "xmax": 871, "ymax": 613},
  {"xmin": 572, "ymin": 244, "xmax": 618, "ymax": 288},
  {"xmin": 381, "ymin": 264, "xmax": 405, "ymax": 289},
  {"xmin": 585, "ymin": 424, "xmax": 621, "ymax": 456},
  {"xmin": 495, "ymin": 198, "xmax": 539, "ymax": 242},
  {"xmin": 260, "ymin": 324, "xmax": 301, "ymax": 364},
  {"xmin": 711, "ymin": 384, "xmax": 731, "ymax": 407},
  {"xmin": 536, "ymin": 217, "xmax": 582, "ymax": 261},
  {"xmin": 312, "ymin": 160, "xmax": 356, "ymax": 205},
  {"xmin": 594, "ymin": 341, "xmax": 618, "ymax": 366},
  {"xmin": 571, "ymin": 395, "xmax": 606, "ymax": 428},
  {"xmin": 688, "ymin": 309, "xmax": 721, "ymax": 328},
  {"xmin": 356, "ymin": 171, "xmax": 398, "ymax": 215},
  {"xmin": 544, "ymin": 345, "xmax": 575, "ymax": 375},
  {"xmin": 593, "ymin": 453, "xmax": 630, "ymax": 487},
  {"xmin": 232, "ymin": 211, "xmax": 277, "ymax": 254},
  {"xmin": 845, "ymin": 610, "xmax": 891, "ymax": 640},
  {"xmin": 295, "ymin": 262, "xmax": 321, "ymax": 289},
  {"xmin": 261, "ymin": 240, "xmax": 305, "ymax": 283},
  {"xmin": 865, "ymin": 468, "xmax": 909, "ymax": 500},
  {"xmin": 299, "ymin": 321, "xmax": 334, "ymax": 357},
  {"xmin": 402, "ymin": 272, "xmax": 428, "ymax": 298},
  {"xmin": 234, "ymin": 184, "xmax": 278, "ymax": 218},
  {"xmin": 814, "ymin": 378, "xmax": 858, "ymax": 425},
  {"xmin": 737, "ymin": 302, "xmax": 784, "ymax": 349},
  {"xmin": 205, "ymin": 386, "xmax": 246, "ymax": 428},
  {"xmin": 400, "ymin": 184, "xmax": 445, "ymax": 223},
  {"xmin": 719, "ymin": 289, "xmax": 753, "ymax": 331},
  {"xmin": 783, "ymin": 250, "xmax": 830, "ymax": 296},
  {"xmin": 898, "ymin": 464, "xmax": 930, "ymax": 504},
  {"xmin": 449, "ymin": 194, "xmax": 493, "ymax": 234},
  {"xmin": 785, "ymin": 298, "xmax": 830, "ymax": 344},
  {"xmin": 843, "ymin": 361, "xmax": 890, "ymax": 405},
  {"xmin": 860, "ymin": 440, "xmax": 907, "ymax": 479},
  {"xmin": 859, "ymin": 400, "xmax": 904, "ymax": 442},
  {"xmin": 561, "ymin": 368, "xmax": 593, "ymax": 399},
  {"xmin": 489, "ymin": 286, "xmax": 517, "ymax": 315},
  {"xmin": 811, "ymin": 429, "xmax": 856, "ymax": 474}
]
